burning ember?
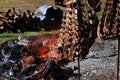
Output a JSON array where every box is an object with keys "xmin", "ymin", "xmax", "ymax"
[{"xmin": 0, "ymin": 34, "xmax": 75, "ymax": 80}]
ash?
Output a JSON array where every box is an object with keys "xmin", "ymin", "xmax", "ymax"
[
  {"xmin": 67, "ymin": 38, "xmax": 119, "ymax": 80},
  {"xmin": 0, "ymin": 37, "xmax": 74, "ymax": 80},
  {"xmin": 0, "ymin": 37, "xmax": 119, "ymax": 80}
]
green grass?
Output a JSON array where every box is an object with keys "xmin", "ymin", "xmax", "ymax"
[{"xmin": 0, "ymin": 30, "xmax": 58, "ymax": 44}]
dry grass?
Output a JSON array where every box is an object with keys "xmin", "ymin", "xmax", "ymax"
[{"xmin": 0, "ymin": 0, "xmax": 55, "ymax": 12}]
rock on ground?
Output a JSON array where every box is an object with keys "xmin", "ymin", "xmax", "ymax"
[{"xmin": 67, "ymin": 38, "xmax": 119, "ymax": 80}]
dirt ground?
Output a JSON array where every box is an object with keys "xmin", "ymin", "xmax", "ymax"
[{"xmin": 0, "ymin": 0, "xmax": 54, "ymax": 12}]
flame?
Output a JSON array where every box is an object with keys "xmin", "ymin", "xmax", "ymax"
[
  {"xmin": 31, "ymin": 34, "xmax": 59, "ymax": 78},
  {"xmin": 20, "ymin": 54, "xmax": 29, "ymax": 71},
  {"xmin": 20, "ymin": 54, "xmax": 35, "ymax": 70},
  {"xmin": 38, "ymin": 45, "xmax": 51, "ymax": 59},
  {"xmin": 19, "ymin": 33, "xmax": 62, "ymax": 78},
  {"xmin": 32, "ymin": 33, "xmax": 59, "ymax": 61}
]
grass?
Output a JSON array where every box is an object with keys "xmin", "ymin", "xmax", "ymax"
[
  {"xmin": 0, "ymin": 30, "xmax": 59, "ymax": 44},
  {"xmin": 0, "ymin": 0, "xmax": 56, "ymax": 44}
]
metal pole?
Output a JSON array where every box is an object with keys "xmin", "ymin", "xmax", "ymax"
[
  {"xmin": 116, "ymin": 0, "xmax": 119, "ymax": 79},
  {"xmin": 117, "ymin": 33, "xmax": 120, "ymax": 80},
  {"xmin": 75, "ymin": 0, "xmax": 81, "ymax": 79},
  {"xmin": 78, "ymin": 56, "xmax": 80, "ymax": 80}
]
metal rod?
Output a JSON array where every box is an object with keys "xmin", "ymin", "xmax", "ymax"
[
  {"xmin": 78, "ymin": 56, "xmax": 80, "ymax": 80},
  {"xmin": 117, "ymin": 34, "xmax": 120, "ymax": 80},
  {"xmin": 116, "ymin": 0, "xmax": 119, "ymax": 79}
]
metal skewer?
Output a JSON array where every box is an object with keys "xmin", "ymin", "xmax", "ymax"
[{"xmin": 116, "ymin": 0, "xmax": 119, "ymax": 80}]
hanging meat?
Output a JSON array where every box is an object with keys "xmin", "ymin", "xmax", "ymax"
[
  {"xmin": 56, "ymin": 0, "xmax": 99, "ymax": 60},
  {"xmin": 97, "ymin": 0, "xmax": 119, "ymax": 40}
]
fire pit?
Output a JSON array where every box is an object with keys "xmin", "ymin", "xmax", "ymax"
[
  {"xmin": 1, "ymin": 0, "xmax": 119, "ymax": 79},
  {"xmin": 0, "ymin": 34, "xmax": 76, "ymax": 80}
]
